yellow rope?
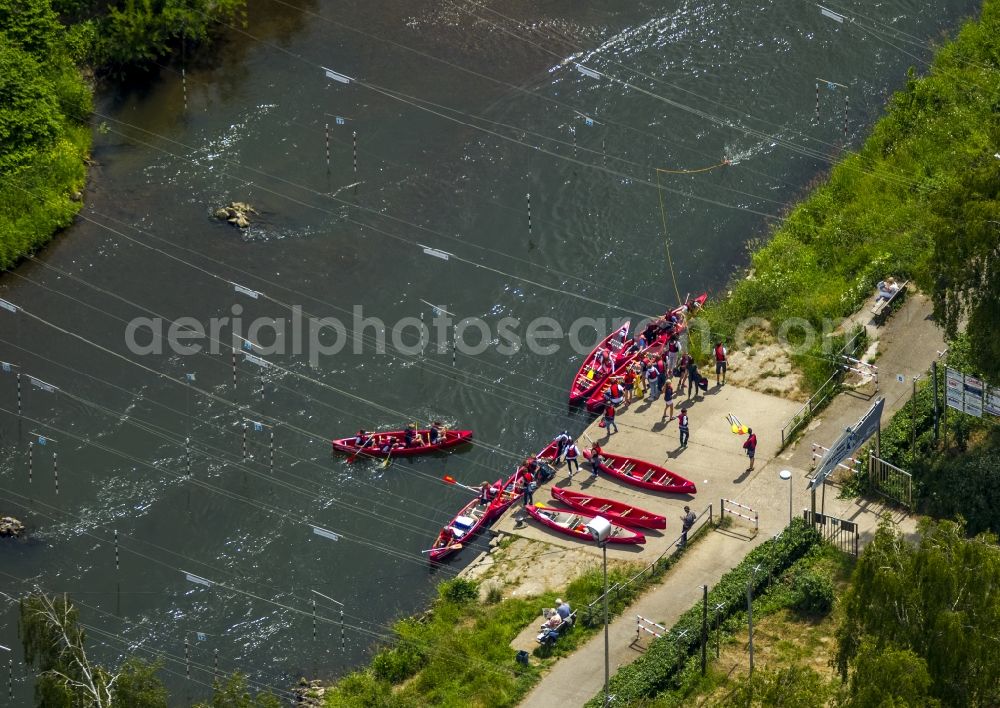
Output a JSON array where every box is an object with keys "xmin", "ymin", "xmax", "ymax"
[
  {"xmin": 656, "ymin": 169, "xmax": 683, "ymax": 308},
  {"xmin": 655, "ymin": 159, "xmax": 731, "ymax": 175},
  {"xmin": 655, "ymin": 159, "xmax": 731, "ymax": 307}
]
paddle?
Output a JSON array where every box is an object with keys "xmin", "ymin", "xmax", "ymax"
[
  {"xmin": 442, "ymin": 475, "xmax": 480, "ymax": 493},
  {"xmin": 421, "ymin": 543, "xmax": 463, "ymax": 554},
  {"xmin": 381, "ymin": 444, "xmax": 394, "ymax": 469},
  {"xmin": 348, "ymin": 433, "xmax": 375, "ymax": 463}
]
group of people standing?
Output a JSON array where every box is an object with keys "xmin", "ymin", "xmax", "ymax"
[{"xmin": 596, "ymin": 337, "xmax": 731, "ymax": 450}]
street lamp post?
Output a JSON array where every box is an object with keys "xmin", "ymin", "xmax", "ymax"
[
  {"xmin": 586, "ymin": 515, "xmax": 613, "ymax": 707},
  {"xmin": 779, "ymin": 470, "xmax": 793, "ymax": 524}
]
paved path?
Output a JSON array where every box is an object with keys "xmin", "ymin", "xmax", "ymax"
[{"xmin": 516, "ymin": 292, "xmax": 944, "ymax": 707}]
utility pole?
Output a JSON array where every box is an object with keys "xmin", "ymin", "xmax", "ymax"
[{"xmin": 701, "ymin": 585, "xmax": 708, "ymax": 676}]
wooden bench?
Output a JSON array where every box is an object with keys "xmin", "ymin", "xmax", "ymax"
[
  {"xmin": 871, "ymin": 280, "xmax": 909, "ymax": 325},
  {"xmin": 536, "ymin": 611, "xmax": 577, "ymax": 646}
]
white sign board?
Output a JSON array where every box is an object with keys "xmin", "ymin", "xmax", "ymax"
[
  {"xmin": 946, "ymin": 367, "xmax": 985, "ymax": 418},
  {"xmin": 810, "ymin": 398, "xmax": 884, "ymax": 489},
  {"xmin": 985, "ymin": 387, "xmax": 1000, "ymax": 418}
]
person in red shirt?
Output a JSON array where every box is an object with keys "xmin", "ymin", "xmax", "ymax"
[
  {"xmin": 714, "ymin": 341, "xmax": 728, "ymax": 386},
  {"xmin": 603, "ymin": 402, "xmax": 619, "ymax": 434},
  {"xmin": 742, "ymin": 428, "xmax": 757, "ymax": 472},
  {"xmin": 588, "ymin": 443, "xmax": 604, "ymax": 479}
]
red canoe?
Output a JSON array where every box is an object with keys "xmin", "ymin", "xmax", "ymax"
[
  {"xmin": 428, "ymin": 478, "xmax": 502, "ymax": 562},
  {"xmin": 429, "ymin": 441, "xmax": 561, "ymax": 563},
  {"xmin": 331, "ymin": 429, "xmax": 473, "ymax": 458},
  {"xmin": 584, "ymin": 450, "xmax": 697, "ymax": 494},
  {"xmin": 551, "ymin": 486, "xmax": 666, "ymax": 530},
  {"xmin": 585, "ymin": 294, "xmax": 708, "ymax": 413},
  {"xmin": 568, "ymin": 322, "xmax": 631, "ymax": 404},
  {"xmin": 525, "ymin": 504, "xmax": 646, "ymax": 544}
]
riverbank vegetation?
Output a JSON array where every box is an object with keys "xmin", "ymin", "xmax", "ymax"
[
  {"xmin": 702, "ymin": 0, "xmax": 1000, "ymax": 390},
  {"xmin": 0, "ymin": 0, "xmax": 246, "ymax": 271},
  {"xmin": 633, "ymin": 519, "xmax": 1000, "ymax": 707},
  {"xmin": 18, "ymin": 592, "xmax": 280, "ymax": 707}
]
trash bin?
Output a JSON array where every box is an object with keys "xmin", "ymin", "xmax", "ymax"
[{"xmin": 515, "ymin": 650, "xmax": 530, "ymax": 666}]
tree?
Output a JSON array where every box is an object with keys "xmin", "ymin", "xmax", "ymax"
[
  {"xmin": 836, "ymin": 520, "xmax": 1000, "ymax": 706},
  {"xmin": 193, "ymin": 672, "xmax": 282, "ymax": 708},
  {"xmin": 19, "ymin": 593, "xmax": 168, "ymax": 707},
  {"xmin": 0, "ymin": 43, "xmax": 60, "ymax": 173},
  {"xmin": 928, "ymin": 129, "xmax": 1000, "ymax": 385},
  {"xmin": 845, "ymin": 640, "xmax": 938, "ymax": 707}
]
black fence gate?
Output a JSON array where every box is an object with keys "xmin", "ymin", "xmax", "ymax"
[{"xmin": 803, "ymin": 510, "xmax": 859, "ymax": 557}]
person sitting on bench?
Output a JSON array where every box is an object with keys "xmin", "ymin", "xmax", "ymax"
[{"xmin": 875, "ymin": 277, "xmax": 900, "ymax": 303}]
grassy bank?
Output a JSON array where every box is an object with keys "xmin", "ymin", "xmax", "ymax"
[
  {"xmin": 322, "ymin": 521, "xmax": 713, "ymax": 707},
  {"xmin": 701, "ymin": 1, "xmax": 1000, "ymax": 393},
  {"xmin": 1, "ymin": 0, "xmax": 247, "ymax": 271}
]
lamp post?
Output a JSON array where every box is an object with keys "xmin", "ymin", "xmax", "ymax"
[
  {"xmin": 779, "ymin": 470, "xmax": 793, "ymax": 524},
  {"xmin": 586, "ymin": 515, "xmax": 612, "ymax": 707}
]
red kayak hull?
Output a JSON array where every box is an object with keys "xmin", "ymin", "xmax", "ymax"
[
  {"xmin": 568, "ymin": 322, "xmax": 631, "ymax": 404},
  {"xmin": 585, "ymin": 294, "xmax": 708, "ymax": 413},
  {"xmin": 584, "ymin": 450, "xmax": 697, "ymax": 495},
  {"xmin": 551, "ymin": 486, "xmax": 667, "ymax": 530},
  {"xmin": 332, "ymin": 429, "xmax": 473, "ymax": 457},
  {"xmin": 525, "ymin": 504, "xmax": 646, "ymax": 544}
]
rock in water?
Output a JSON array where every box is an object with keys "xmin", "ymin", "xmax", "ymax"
[
  {"xmin": 214, "ymin": 201, "xmax": 256, "ymax": 229},
  {"xmin": 0, "ymin": 516, "xmax": 25, "ymax": 538}
]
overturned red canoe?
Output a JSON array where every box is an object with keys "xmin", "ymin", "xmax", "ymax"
[
  {"xmin": 584, "ymin": 450, "xmax": 697, "ymax": 495},
  {"xmin": 332, "ymin": 429, "xmax": 473, "ymax": 458},
  {"xmin": 551, "ymin": 486, "xmax": 666, "ymax": 530},
  {"xmin": 568, "ymin": 322, "xmax": 631, "ymax": 405},
  {"xmin": 525, "ymin": 503, "xmax": 646, "ymax": 544}
]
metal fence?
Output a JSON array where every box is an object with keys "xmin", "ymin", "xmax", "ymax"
[
  {"xmin": 584, "ymin": 504, "xmax": 714, "ymax": 614},
  {"xmin": 780, "ymin": 327, "xmax": 868, "ymax": 448},
  {"xmin": 803, "ymin": 510, "xmax": 859, "ymax": 557},
  {"xmin": 868, "ymin": 454, "xmax": 913, "ymax": 508}
]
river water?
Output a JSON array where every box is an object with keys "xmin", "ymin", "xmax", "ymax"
[{"xmin": 0, "ymin": 0, "xmax": 977, "ymax": 701}]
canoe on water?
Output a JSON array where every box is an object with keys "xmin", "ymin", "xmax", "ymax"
[
  {"xmin": 584, "ymin": 293, "xmax": 708, "ymax": 413},
  {"xmin": 525, "ymin": 504, "xmax": 646, "ymax": 544},
  {"xmin": 550, "ymin": 486, "xmax": 666, "ymax": 530},
  {"xmin": 428, "ymin": 478, "xmax": 502, "ymax": 562},
  {"xmin": 331, "ymin": 429, "xmax": 473, "ymax": 457},
  {"xmin": 583, "ymin": 450, "xmax": 697, "ymax": 495},
  {"xmin": 568, "ymin": 322, "xmax": 631, "ymax": 405},
  {"xmin": 429, "ymin": 442, "xmax": 559, "ymax": 563}
]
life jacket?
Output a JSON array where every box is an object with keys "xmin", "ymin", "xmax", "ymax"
[
  {"xmin": 608, "ymin": 383, "xmax": 622, "ymax": 399},
  {"xmin": 715, "ymin": 344, "xmax": 726, "ymax": 362},
  {"xmin": 668, "ymin": 339, "xmax": 679, "ymax": 353},
  {"xmin": 604, "ymin": 404, "xmax": 615, "ymax": 418},
  {"xmin": 565, "ymin": 444, "xmax": 579, "ymax": 459},
  {"xmin": 678, "ymin": 414, "xmax": 689, "ymax": 430}
]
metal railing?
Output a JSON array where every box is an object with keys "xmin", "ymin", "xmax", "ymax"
[
  {"xmin": 585, "ymin": 503, "xmax": 713, "ymax": 613},
  {"xmin": 635, "ymin": 615, "xmax": 666, "ymax": 642},
  {"xmin": 720, "ymin": 498, "xmax": 758, "ymax": 531},
  {"xmin": 803, "ymin": 510, "xmax": 859, "ymax": 557},
  {"xmin": 868, "ymin": 454, "xmax": 913, "ymax": 508},
  {"xmin": 780, "ymin": 327, "xmax": 868, "ymax": 448}
]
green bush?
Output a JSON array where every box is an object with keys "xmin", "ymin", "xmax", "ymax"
[
  {"xmin": 437, "ymin": 577, "xmax": 479, "ymax": 605},
  {"xmin": 792, "ymin": 569, "xmax": 834, "ymax": 616},
  {"xmin": 585, "ymin": 519, "xmax": 822, "ymax": 706}
]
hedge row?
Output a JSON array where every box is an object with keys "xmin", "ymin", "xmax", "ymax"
[{"xmin": 585, "ymin": 518, "xmax": 822, "ymax": 706}]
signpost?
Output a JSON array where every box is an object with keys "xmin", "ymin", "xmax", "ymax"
[
  {"xmin": 946, "ymin": 367, "xmax": 988, "ymax": 418},
  {"xmin": 809, "ymin": 398, "xmax": 884, "ymax": 518}
]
